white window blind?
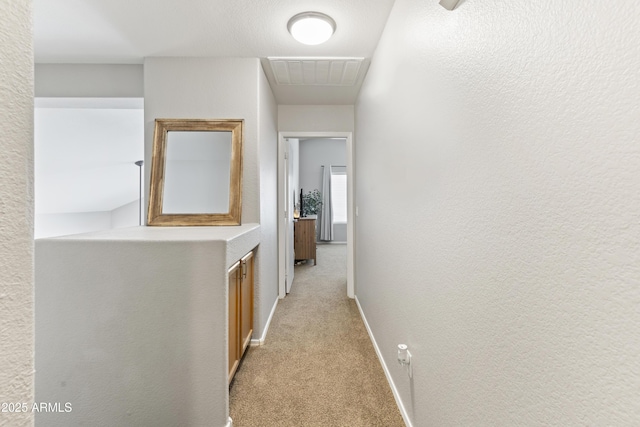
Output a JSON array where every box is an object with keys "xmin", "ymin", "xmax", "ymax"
[{"xmin": 330, "ymin": 170, "xmax": 347, "ymax": 223}]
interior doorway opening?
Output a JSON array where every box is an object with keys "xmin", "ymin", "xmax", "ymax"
[
  {"xmin": 278, "ymin": 131, "xmax": 355, "ymax": 299},
  {"xmin": 34, "ymin": 97, "xmax": 144, "ymax": 238}
]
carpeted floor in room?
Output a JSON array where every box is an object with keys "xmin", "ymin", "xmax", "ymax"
[{"xmin": 229, "ymin": 244, "xmax": 405, "ymax": 427}]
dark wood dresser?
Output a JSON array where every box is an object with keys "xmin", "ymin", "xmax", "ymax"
[{"xmin": 294, "ymin": 217, "xmax": 316, "ymax": 265}]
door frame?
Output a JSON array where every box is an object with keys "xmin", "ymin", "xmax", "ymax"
[{"xmin": 278, "ymin": 131, "xmax": 355, "ymax": 299}]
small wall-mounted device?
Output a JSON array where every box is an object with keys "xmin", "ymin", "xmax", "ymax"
[
  {"xmin": 397, "ymin": 344, "xmax": 413, "ymax": 378},
  {"xmin": 439, "ymin": 0, "xmax": 461, "ymax": 11}
]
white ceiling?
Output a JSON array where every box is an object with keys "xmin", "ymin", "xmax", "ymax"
[{"xmin": 34, "ymin": 0, "xmax": 396, "ymax": 104}]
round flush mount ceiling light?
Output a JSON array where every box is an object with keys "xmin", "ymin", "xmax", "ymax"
[{"xmin": 287, "ymin": 12, "xmax": 336, "ymax": 45}]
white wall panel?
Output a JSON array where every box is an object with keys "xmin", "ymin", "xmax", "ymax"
[
  {"xmin": 0, "ymin": 1, "xmax": 34, "ymax": 425},
  {"xmin": 356, "ymin": 0, "xmax": 640, "ymax": 425}
]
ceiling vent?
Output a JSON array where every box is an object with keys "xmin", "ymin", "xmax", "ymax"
[{"xmin": 268, "ymin": 57, "xmax": 365, "ymax": 86}]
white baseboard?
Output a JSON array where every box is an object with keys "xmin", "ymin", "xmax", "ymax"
[
  {"xmin": 355, "ymin": 296, "xmax": 412, "ymax": 427},
  {"xmin": 250, "ymin": 297, "xmax": 278, "ymax": 346}
]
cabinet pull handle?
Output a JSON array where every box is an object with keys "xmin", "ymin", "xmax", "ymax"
[{"xmin": 242, "ymin": 260, "xmax": 247, "ymax": 279}]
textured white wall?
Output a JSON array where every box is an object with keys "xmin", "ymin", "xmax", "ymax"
[
  {"xmin": 0, "ymin": 1, "xmax": 34, "ymax": 426},
  {"xmin": 144, "ymin": 57, "xmax": 261, "ymax": 224},
  {"xmin": 144, "ymin": 56, "xmax": 279, "ymax": 341},
  {"xmin": 35, "ymin": 203, "xmax": 139, "ymax": 239},
  {"xmin": 278, "ymin": 105, "xmax": 354, "ymax": 132},
  {"xmin": 111, "ymin": 200, "xmax": 140, "ymax": 228},
  {"xmin": 356, "ymin": 0, "xmax": 640, "ymax": 425},
  {"xmin": 257, "ymin": 64, "xmax": 280, "ymax": 340},
  {"xmin": 35, "ymin": 64, "xmax": 143, "ymax": 97},
  {"xmin": 299, "ymin": 139, "xmax": 347, "ymax": 197},
  {"xmin": 35, "ymin": 212, "xmax": 112, "ymax": 239},
  {"xmin": 290, "ymin": 138, "xmax": 300, "ymax": 202}
]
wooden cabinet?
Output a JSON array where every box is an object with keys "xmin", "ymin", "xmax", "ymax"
[
  {"xmin": 228, "ymin": 250, "xmax": 254, "ymax": 384},
  {"xmin": 294, "ymin": 218, "xmax": 316, "ymax": 265}
]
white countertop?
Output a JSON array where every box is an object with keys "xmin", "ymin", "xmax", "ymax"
[{"xmin": 38, "ymin": 223, "xmax": 261, "ymax": 242}]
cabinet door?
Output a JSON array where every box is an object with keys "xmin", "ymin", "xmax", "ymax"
[
  {"xmin": 240, "ymin": 251, "xmax": 254, "ymax": 355},
  {"xmin": 294, "ymin": 219, "xmax": 316, "ymax": 263},
  {"xmin": 228, "ymin": 261, "xmax": 241, "ymax": 384}
]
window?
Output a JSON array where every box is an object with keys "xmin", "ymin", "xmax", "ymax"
[{"xmin": 331, "ymin": 170, "xmax": 347, "ymax": 223}]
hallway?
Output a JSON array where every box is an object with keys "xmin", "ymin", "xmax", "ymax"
[{"xmin": 230, "ymin": 245, "xmax": 404, "ymax": 426}]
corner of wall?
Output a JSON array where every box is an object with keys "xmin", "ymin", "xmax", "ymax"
[
  {"xmin": 256, "ymin": 63, "xmax": 280, "ymax": 341},
  {"xmin": 0, "ymin": 1, "xmax": 34, "ymax": 424}
]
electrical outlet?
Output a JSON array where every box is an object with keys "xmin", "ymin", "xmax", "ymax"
[{"xmin": 397, "ymin": 344, "xmax": 413, "ymax": 378}]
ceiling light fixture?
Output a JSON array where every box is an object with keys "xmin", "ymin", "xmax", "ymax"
[{"xmin": 287, "ymin": 12, "xmax": 336, "ymax": 45}]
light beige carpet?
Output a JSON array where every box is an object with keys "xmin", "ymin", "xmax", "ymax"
[{"xmin": 229, "ymin": 244, "xmax": 405, "ymax": 427}]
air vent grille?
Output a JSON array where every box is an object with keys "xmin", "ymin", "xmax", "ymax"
[{"xmin": 268, "ymin": 57, "xmax": 364, "ymax": 86}]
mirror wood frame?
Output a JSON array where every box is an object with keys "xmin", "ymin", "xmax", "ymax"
[{"xmin": 147, "ymin": 118, "xmax": 243, "ymax": 226}]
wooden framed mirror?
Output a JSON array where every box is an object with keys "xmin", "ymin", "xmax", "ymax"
[{"xmin": 147, "ymin": 119, "xmax": 243, "ymax": 226}]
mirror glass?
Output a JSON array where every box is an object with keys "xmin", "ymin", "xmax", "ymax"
[
  {"xmin": 163, "ymin": 131, "xmax": 232, "ymax": 214},
  {"xmin": 147, "ymin": 119, "xmax": 243, "ymax": 226}
]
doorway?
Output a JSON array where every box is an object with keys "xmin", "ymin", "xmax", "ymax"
[{"xmin": 278, "ymin": 131, "xmax": 355, "ymax": 299}]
